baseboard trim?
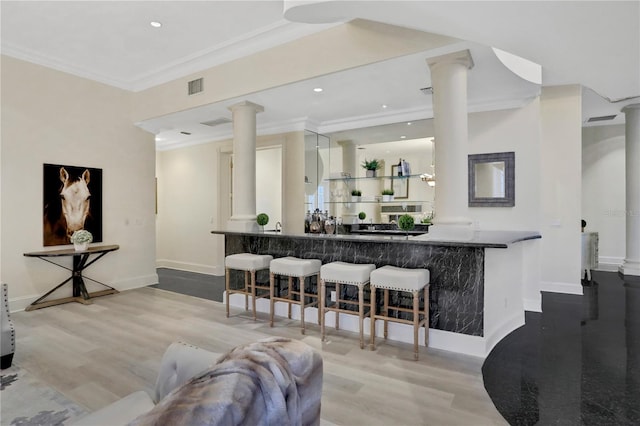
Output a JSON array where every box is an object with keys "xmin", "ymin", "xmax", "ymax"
[
  {"xmin": 540, "ymin": 280, "xmax": 583, "ymax": 295},
  {"xmin": 9, "ymin": 273, "xmax": 159, "ymax": 313},
  {"xmin": 484, "ymin": 311, "xmax": 525, "ymax": 356},
  {"xmin": 156, "ymin": 259, "xmax": 224, "ymax": 276},
  {"xmin": 597, "ymin": 256, "xmax": 624, "ymax": 272},
  {"xmin": 523, "ymin": 297, "xmax": 542, "ymax": 312}
]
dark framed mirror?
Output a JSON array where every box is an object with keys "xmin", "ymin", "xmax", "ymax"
[{"xmin": 468, "ymin": 152, "xmax": 515, "ymax": 207}]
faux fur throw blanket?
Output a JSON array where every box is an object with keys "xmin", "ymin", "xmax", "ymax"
[{"xmin": 129, "ymin": 337, "xmax": 323, "ymax": 426}]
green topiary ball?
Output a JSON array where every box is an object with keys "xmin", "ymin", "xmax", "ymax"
[
  {"xmin": 398, "ymin": 214, "xmax": 415, "ymax": 232},
  {"xmin": 256, "ymin": 213, "xmax": 269, "ymax": 226},
  {"xmin": 358, "ymin": 211, "xmax": 366, "ymax": 220}
]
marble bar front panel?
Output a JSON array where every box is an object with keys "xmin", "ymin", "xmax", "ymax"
[{"xmin": 224, "ymin": 233, "xmax": 484, "ymax": 336}]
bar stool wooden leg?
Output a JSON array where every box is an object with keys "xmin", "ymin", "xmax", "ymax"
[
  {"xmin": 225, "ymin": 267, "xmax": 231, "ymax": 318},
  {"xmin": 413, "ymin": 290, "xmax": 419, "ymax": 360},
  {"xmin": 244, "ymin": 271, "xmax": 249, "ymax": 311},
  {"xmin": 288, "ymin": 276, "xmax": 293, "ymax": 319},
  {"xmin": 250, "ymin": 270, "xmax": 257, "ymax": 321},
  {"xmin": 269, "ymin": 272, "xmax": 275, "ymax": 327},
  {"xmin": 424, "ymin": 285, "xmax": 429, "ymax": 346},
  {"xmin": 383, "ymin": 289, "xmax": 389, "ymax": 339},
  {"xmin": 358, "ymin": 284, "xmax": 365, "ymax": 349},
  {"xmin": 320, "ymin": 279, "xmax": 326, "ymax": 341},
  {"xmin": 370, "ymin": 286, "xmax": 377, "ymax": 350},
  {"xmin": 300, "ymin": 276, "xmax": 306, "ymax": 335},
  {"xmin": 335, "ymin": 282, "xmax": 341, "ymax": 330},
  {"xmin": 316, "ymin": 273, "xmax": 321, "ymax": 325}
]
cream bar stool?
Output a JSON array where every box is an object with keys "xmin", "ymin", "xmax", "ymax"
[
  {"xmin": 225, "ymin": 253, "xmax": 273, "ymax": 320},
  {"xmin": 370, "ymin": 265, "xmax": 430, "ymax": 360},
  {"xmin": 320, "ymin": 261, "xmax": 376, "ymax": 349},
  {"xmin": 269, "ymin": 257, "xmax": 322, "ymax": 334}
]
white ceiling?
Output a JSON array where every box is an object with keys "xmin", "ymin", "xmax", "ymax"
[{"xmin": 2, "ymin": 1, "xmax": 638, "ymax": 150}]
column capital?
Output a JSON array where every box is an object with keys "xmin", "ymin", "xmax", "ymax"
[
  {"xmin": 426, "ymin": 49, "xmax": 474, "ymax": 71},
  {"xmin": 228, "ymin": 100, "xmax": 264, "ymax": 114},
  {"xmin": 622, "ymin": 103, "xmax": 640, "ymax": 113}
]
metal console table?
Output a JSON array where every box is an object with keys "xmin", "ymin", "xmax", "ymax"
[{"xmin": 23, "ymin": 244, "xmax": 120, "ymax": 311}]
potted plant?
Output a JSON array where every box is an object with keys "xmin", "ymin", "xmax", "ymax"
[
  {"xmin": 70, "ymin": 229, "xmax": 93, "ymax": 251},
  {"xmin": 256, "ymin": 213, "xmax": 269, "ymax": 232},
  {"xmin": 381, "ymin": 188, "xmax": 394, "ymax": 202},
  {"xmin": 421, "ymin": 212, "xmax": 434, "ymax": 225},
  {"xmin": 361, "ymin": 158, "xmax": 381, "ymax": 178},
  {"xmin": 358, "ymin": 211, "xmax": 366, "ymax": 223},
  {"xmin": 351, "ymin": 189, "xmax": 362, "ymax": 202},
  {"xmin": 398, "ymin": 214, "xmax": 415, "ymax": 239}
]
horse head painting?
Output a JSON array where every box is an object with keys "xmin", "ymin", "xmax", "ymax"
[{"xmin": 43, "ymin": 164, "xmax": 102, "ymax": 246}]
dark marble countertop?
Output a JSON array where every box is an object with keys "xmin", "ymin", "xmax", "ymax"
[{"xmin": 211, "ymin": 229, "xmax": 541, "ymax": 248}]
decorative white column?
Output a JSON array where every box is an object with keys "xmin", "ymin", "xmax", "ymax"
[
  {"xmin": 620, "ymin": 103, "xmax": 640, "ymax": 276},
  {"xmin": 227, "ymin": 101, "xmax": 264, "ymax": 232},
  {"xmin": 426, "ymin": 50, "xmax": 474, "ymax": 226}
]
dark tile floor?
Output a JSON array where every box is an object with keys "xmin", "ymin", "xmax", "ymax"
[{"xmin": 483, "ymin": 271, "xmax": 640, "ymax": 425}]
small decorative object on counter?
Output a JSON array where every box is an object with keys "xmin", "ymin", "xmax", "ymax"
[
  {"xmin": 70, "ymin": 229, "xmax": 93, "ymax": 251},
  {"xmin": 310, "ymin": 209, "xmax": 326, "ymax": 233},
  {"xmin": 398, "ymin": 214, "xmax": 415, "ymax": 238},
  {"xmin": 305, "ymin": 210, "xmax": 312, "ymax": 233},
  {"xmin": 358, "ymin": 211, "xmax": 366, "ymax": 223},
  {"xmin": 324, "ymin": 216, "xmax": 336, "ymax": 235},
  {"xmin": 421, "ymin": 211, "xmax": 434, "ymax": 225},
  {"xmin": 256, "ymin": 213, "xmax": 269, "ymax": 232}
]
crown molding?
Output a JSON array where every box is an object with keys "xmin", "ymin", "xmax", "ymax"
[{"xmin": 2, "ymin": 20, "xmax": 340, "ymax": 92}]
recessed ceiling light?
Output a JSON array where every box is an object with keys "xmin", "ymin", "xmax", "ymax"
[
  {"xmin": 382, "ymin": 104, "xmax": 388, "ymax": 109},
  {"xmin": 400, "ymin": 135, "xmax": 407, "ymax": 139},
  {"xmin": 150, "ymin": 21, "xmax": 162, "ymax": 28},
  {"xmin": 313, "ymin": 87, "xmax": 323, "ymax": 93},
  {"xmin": 407, "ymin": 122, "xmax": 412, "ymax": 125}
]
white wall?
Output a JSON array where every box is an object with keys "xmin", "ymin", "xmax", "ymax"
[
  {"xmin": 466, "ymin": 100, "xmax": 541, "ymax": 231},
  {"xmin": 582, "ymin": 124, "xmax": 626, "ymax": 270},
  {"xmin": 156, "ymin": 142, "xmax": 221, "ymax": 275},
  {"xmin": 256, "ymin": 146, "xmax": 282, "ymax": 228},
  {"xmin": 540, "ymin": 86, "xmax": 583, "ymax": 294},
  {"xmin": 156, "ymin": 131, "xmax": 304, "ymax": 276},
  {"xmin": 1, "ymin": 56, "xmax": 158, "ymax": 310}
]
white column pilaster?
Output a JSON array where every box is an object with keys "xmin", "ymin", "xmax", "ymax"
[
  {"xmin": 620, "ymin": 104, "xmax": 640, "ymax": 276},
  {"xmin": 227, "ymin": 101, "xmax": 264, "ymax": 232},
  {"xmin": 427, "ymin": 50, "xmax": 474, "ymax": 226}
]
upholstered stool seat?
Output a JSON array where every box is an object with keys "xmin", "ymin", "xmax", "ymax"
[
  {"xmin": 370, "ymin": 265, "xmax": 430, "ymax": 360},
  {"xmin": 269, "ymin": 257, "xmax": 322, "ymax": 334},
  {"xmin": 320, "ymin": 262, "xmax": 376, "ymax": 349},
  {"xmin": 225, "ymin": 253, "xmax": 273, "ymax": 320}
]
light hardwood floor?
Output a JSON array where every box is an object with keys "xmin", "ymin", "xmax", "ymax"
[{"xmin": 9, "ymin": 287, "xmax": 507, "ymax": 425}]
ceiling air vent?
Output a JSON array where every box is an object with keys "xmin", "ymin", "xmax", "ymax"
[
  {"xmin": 420, "ymin": 87, "xmax": 433, "ymax": 95},
  {"xmin": 201, "ymin": 117, "xmax": 232, "ymax": 127},
  {"xmin": 188, "ymin": 78, "xmax": 203, "ymax": 95},
  {"xmin": 587, "ymin": 114, "xmax": 617, "ymax": 122}
]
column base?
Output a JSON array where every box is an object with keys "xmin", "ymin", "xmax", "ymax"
[{"xmin": 619, "ymin": 260, "xmax": 640, "ymax": 277}]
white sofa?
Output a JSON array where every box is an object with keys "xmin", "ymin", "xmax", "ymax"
[
  {"xmin": 1, "ymin": 283, "xmax": 15, "ymax": 369},
  {"xmin": 73, "ymin": 337, "xmax": 323, "ymax": 426}
]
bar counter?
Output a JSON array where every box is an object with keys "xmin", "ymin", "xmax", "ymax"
[{"xmin": 212, "ymin": 228, "xmax": 541, "ymax": 357}]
